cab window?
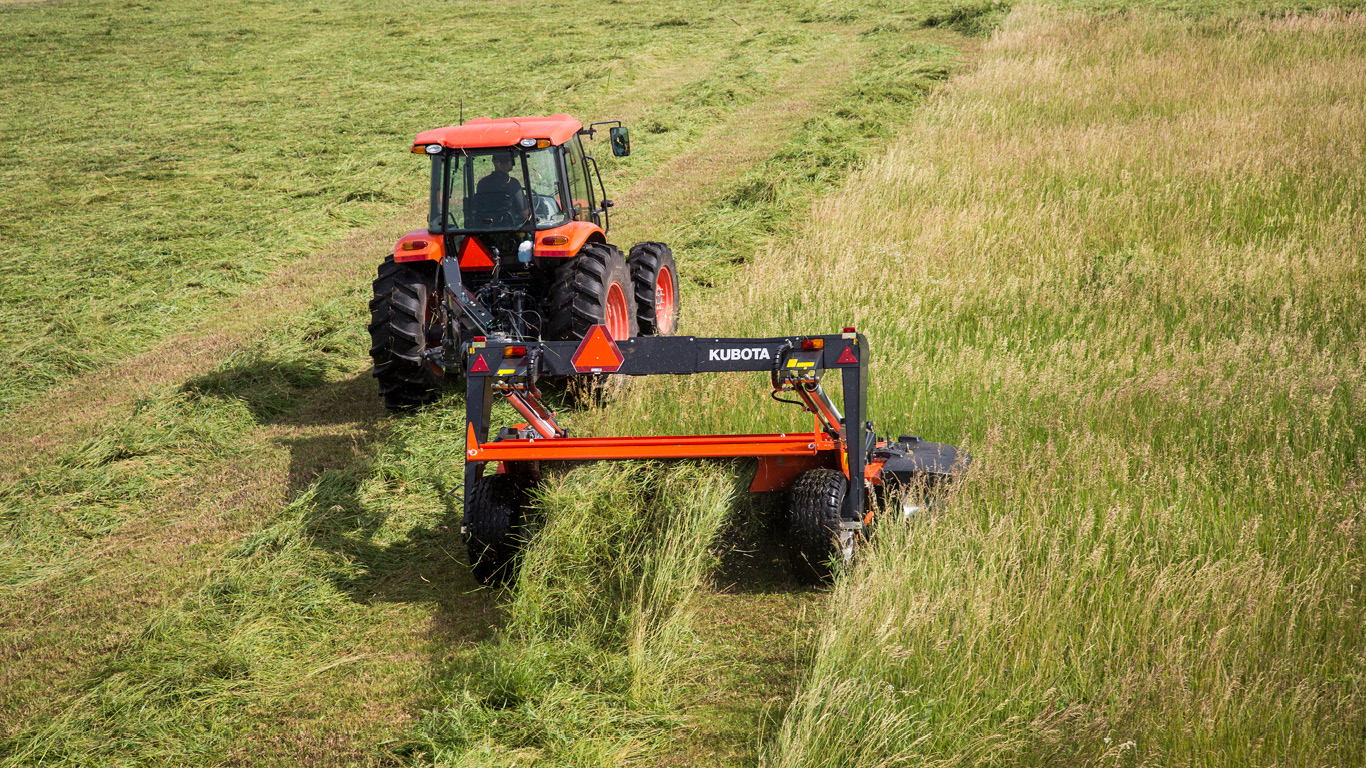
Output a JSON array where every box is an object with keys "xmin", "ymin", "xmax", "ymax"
[
  {"xmin": 565, "ymin": 137, "xmax": 592, "ymax": 221},
  {"xmin": 525, "ymin": 147, "xmax": 569, "ymax": 228}
]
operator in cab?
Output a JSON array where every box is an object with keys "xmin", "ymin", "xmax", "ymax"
[{"xmin": 478, "ymin": 152, "xmax": 528, "ymax": 219}]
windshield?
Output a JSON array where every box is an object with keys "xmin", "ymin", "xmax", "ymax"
[{"xmin": 429, "ymin": 147, "xmax": 569, "ymax": 233}]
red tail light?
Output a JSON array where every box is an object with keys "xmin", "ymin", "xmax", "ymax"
[{"xmin": 504, "ymin": 345, "xmax": 527, "ymax": 358}]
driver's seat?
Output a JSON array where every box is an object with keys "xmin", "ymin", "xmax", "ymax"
[{"xmin": 466, "ymin": 191, "xmax": 521, "ymax": 228}]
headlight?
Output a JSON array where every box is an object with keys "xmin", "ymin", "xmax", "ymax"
[{"xmin": 425, "ymin": 144, "xmax": 443, "ymax": 154}]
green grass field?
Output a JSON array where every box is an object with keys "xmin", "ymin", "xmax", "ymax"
[{"xmin": 2, "ymin": 0, "xmax": 1364, "ymax": 765}]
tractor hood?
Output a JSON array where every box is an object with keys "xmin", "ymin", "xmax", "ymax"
[{"xmin": 413, "ymin": 114, "xmax": 583, "ymax": 151}]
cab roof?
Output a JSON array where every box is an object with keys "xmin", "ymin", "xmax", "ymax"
[{"xmin": 412, "ymin": 114, "xmax": 583, "ymax": 151}]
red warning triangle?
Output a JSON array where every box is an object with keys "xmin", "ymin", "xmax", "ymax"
[
  {"xmin": 571, "ymin": 325, "xmax": 625, "ymax": 373},
  {"xmin": 469, "ymin": 353, "xmax": 489, "ymax": 373},
  {"xmin": 458, "ymin": 237, "xmax": 496, "ymax": 270},
  {"xmin": 836, "ymin": 345, "xmax": 859, "ymax": 365}
]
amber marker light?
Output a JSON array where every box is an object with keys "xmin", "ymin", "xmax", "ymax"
[{"xmin": 541, "ymin": 235, "xmax": 569, "ymax": 246}]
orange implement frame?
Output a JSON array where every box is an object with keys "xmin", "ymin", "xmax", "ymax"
[
  {"xmin": 466, "ymin": 425, "xmax": 838, "ymax": 463},
  {"xmin": 462, "ymin": 329, "xmax": 871, "ymax": 521}
]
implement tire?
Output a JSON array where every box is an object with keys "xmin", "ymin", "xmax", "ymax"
[
  {"xmin": 464, "ymin": 474, "xmax": 532, "ymax": 587},
  {"xmin": 547, "ymin": 241, "xmax": 638, "ymax": 342},
  {"xmin": 629, "ymin": 241, "xmax": 679, "ymax": 336},
  {"xmin": 786, "ymin": 469, "xmax": 856, "ymax": 585},
  {"xmin": 369, "ymin": 257, "xmax": 444, "ymax": 410}
]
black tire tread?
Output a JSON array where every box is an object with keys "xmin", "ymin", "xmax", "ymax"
[
  {"xmin": 369, "ymin": 257, "xmax": 443, "ymax": 409},
  {"xmin": 464, "ymin": 474, "xmax": 530, "ymax": 586},
  {"xmin": 547, "ymin": 241, "xmax": 638, "ymax": 341},
  {"xmin": 628, "ymin": 241, "xmax": 679, "ymax": 336},
  {"xmin": 787, "ymin": 469, "xmax": 849, "ymax": 585}
]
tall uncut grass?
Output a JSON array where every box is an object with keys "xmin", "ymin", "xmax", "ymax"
[
  {"xmin": 733, "ymin": 7, "xmax": 1366, "ymax": 765},
  {"xmin": 403, "ymin": 463, "xmax": 740, "ymax": 765}
]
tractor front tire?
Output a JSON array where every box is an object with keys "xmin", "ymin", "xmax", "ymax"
[
  {"xmin": 369, "ymin": 257, "xmax": 445, "ymax": 410},
  {"xmin": 464, "ymin": 474, "xmax": 532, "ymax": 587},
  {"xmin": 629, "ymin": 242, "xmax": 679, "ymax": 336},
  {"xmin": 547, "ymin": 242, "xmax": 639, "ymax": 342},
  {"xmin": 787, "ymin": 469, "xmax": 857, "ymax": 585}
]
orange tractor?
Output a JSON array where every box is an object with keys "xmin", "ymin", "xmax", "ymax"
[
  {"xmin": 372, "ymin": 114, "xmax": 970, "ymax": 585},
  {"xmin": 369, "ymin": 114, "xmax": 678, "ymax": 409}
]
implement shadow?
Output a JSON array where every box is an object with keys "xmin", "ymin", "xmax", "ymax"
[
  {"xmin": 277, "ymin": 379, "xmax": 499, "ymax": 645},
  {"xmin": 712, "ymin": 470, "xmax": 809, "ymax": 595},
  {"xmin": 183, "ymin": 359, "xmax": 499, "ymax": 644}
]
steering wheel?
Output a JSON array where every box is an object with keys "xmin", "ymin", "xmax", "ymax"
[{"xmin": 534, "ymin": 193, "xmax": 562, "ymax": 223}]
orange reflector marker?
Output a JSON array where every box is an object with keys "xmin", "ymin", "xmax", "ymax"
[
  {"xmin": 570, "ymin": 325, "xmax": 625, "ymax": 373},
  {"xmin": 836, "ymin": 345, "xmax": 858, "ymax": 365},
  {"xmin": 469, "ymin": 354, "xmax": 490, "ymax": 373},
  {"xmin": 459, "ymin": 237, "xmax": 497, "ymax": 270}
]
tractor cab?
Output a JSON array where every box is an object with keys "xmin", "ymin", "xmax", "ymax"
[
  {"xmin": 371, "ymin": 113, "xmax": 671, "ymax": 410},
  {"xmin": 412, "ymin": 115, "xmax": 629, "ymax": 247}
]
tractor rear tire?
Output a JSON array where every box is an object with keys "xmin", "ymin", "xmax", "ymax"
[
  {"xmin": 787, "ymin": 469, "xmax": 856, "ymax": 585},
  {"xmin": 547, "ymin": 242, "xmax": 638, "ymax": 342},
  {"xmin": 629, "ymin": 242, "xmax": 679, "ymax": 336},
  {"xmin": 369, "ymin": 257, "xmax": 445, "ymax": 410},
  {"xmin": 464, "ymin": 474, "xmax": 532, "ymax": 587}
]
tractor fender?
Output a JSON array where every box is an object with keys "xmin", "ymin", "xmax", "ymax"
[
  {"xmin": 535, "ymin": 221, "xmax": 604, "ymax": 259},
  {"xmin": 393, "ymin": 230, "xmax": 445, "ymax": 264}
]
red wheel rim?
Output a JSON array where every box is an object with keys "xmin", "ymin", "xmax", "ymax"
[
  {"xmin": 654, "ymin": 266, "xmax": 676, "ymax": 332},
  {"xmin": 605, "ymin": 281, "xmax": 630, "ymax": 340}
]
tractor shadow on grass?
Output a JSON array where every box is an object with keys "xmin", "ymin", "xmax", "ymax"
[
  {"xmin": 181, "ymin": 358, "xmax": 809, "ymax": 753},
  {"xmin": 180, "ymin": 355, "xmax": 339, "ymax": 424}
]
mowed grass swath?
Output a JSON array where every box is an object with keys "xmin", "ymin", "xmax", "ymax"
[
  {"xmin": 0, "ymin": 0, "xmax": 978, "ymax": 763},
  {"xmin": 709, "ymin": 7, "xmax": 1365, "ymax": 766},
  {"xmin": 0, "ymin": 0, "xmax": 914, "ymax": 413}
]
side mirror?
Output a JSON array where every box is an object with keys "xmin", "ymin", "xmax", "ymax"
[{"xmin": 609, "ymin": 126, "xmax": 630, "ymax": 157}]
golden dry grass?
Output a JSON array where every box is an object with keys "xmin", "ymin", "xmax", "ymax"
[{"xmin": 712, "ymin": 7, "xmax": 1366, "ymax": 765}]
